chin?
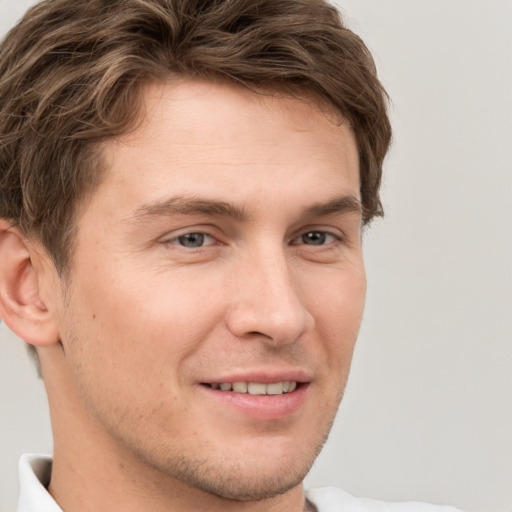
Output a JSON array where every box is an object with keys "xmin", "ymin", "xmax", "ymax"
[
  {"xmin": 171, "ymin": 456, "xmax": 310, "ymax": 501},
  {"xmin": 155, "ymin": 430, "xmax": 330, "ymax": 502}
]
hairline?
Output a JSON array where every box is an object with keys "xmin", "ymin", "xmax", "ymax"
[{"xmin": 56, "ymin": 75, "xmax": 355, "ymax": 273}]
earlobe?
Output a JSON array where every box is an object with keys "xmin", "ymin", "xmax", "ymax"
[{"xmin": 0, "ymin": 220, "xmax": 60, "ymax": 347}]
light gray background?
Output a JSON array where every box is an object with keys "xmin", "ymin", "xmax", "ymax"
[{"xmin": 1, "ymin": 1, "xmax": 511, "ymax": 511}]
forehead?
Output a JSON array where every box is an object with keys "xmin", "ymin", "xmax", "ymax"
[
  {"xmin": 92, "ymin": 78, "xmax": 360, "ymax": 220},
  {"xmin": 106, "ymin": 77, "xmax": 355, "ymax": 165}
]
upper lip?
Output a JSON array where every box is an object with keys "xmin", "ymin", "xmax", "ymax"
[{"xmin": 199, "ymin": 369, "xmax": 312, "ymax": 384}]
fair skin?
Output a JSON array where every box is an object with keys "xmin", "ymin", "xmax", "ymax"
[{"xmin": 0, "ymin": 79, "xmax": 365, "ymax": 512}]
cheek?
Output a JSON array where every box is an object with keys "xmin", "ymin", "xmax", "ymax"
[
  {"xmin": 62, "ymin": 266, "xmax": 225, "ymax": 381},
  {"xmin": 58, "ymin": 285, "xmax": 195, "ymax": 435},
  {"xmin": 308, "ymin": 258, "xmax": 366, "ymax": 315},
  {"xmin": 309, "ymin": 264, "xmax": 366, "ymax": 365}
]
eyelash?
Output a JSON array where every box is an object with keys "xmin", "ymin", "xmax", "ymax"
[
  {"xmin": 166, "ymin": 232, "xmax": 217, "ymax": 249},
  {"xmin": 164, "ymin": 229, "xmax": 342, "ymax": 249},
  {"xmin": 291, "ymin": 230, "xmax": 341, "ymax": 247}
]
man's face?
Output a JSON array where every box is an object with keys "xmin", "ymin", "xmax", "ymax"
[{"xmin": 49, "ymin": 79, "xmax": 365, "ymax": 500}]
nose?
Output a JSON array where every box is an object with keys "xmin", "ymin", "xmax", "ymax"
[{"xmin": 226, "ymin": 248, "xmax": 314, "ymax": 346}]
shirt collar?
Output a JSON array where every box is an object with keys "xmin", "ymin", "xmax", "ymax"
[{"xmin": 17, "ymin": 454, "xmax": 62, "ymax": 512}]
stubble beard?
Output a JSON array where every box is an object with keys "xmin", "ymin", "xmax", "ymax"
[
  {"xmin": 62, "ymin": 310, "xmax": 347, "ymax": 504},
  {"xmin": 130, "ymin": 401, "xmax": 341, "ymax": 503}
]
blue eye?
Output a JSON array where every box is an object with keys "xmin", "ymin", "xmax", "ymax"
[
  {"xmin": 299, "ymin": 231, "xmax": 337, "ymax": 246},
  {"xmin": 172, "ymin": 233, "xmax": 214, "ymax": 248}
]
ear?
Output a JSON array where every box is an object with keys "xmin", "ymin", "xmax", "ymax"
[{"xmin": 0, "ymin": 219, "xmax": 60, "ymax": 347}]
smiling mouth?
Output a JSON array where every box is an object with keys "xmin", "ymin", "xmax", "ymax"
[{"xmin": 202, "ymin": 381, "xmax": 298, "ymax": 395}]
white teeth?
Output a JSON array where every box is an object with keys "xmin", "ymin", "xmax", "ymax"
[
  {"xmin": 248, "ymin": 382, "xmax": 267, "ymax": 395},
  {"xmin": 210, "ymin": 381, "xmax": 298, "ymax": 395},
  {"xmin": 232, "ymin": 382, "xmax": 248, "ymax": 393},
  {"xmin": 266, "ymin": 382, "xmax": 284, "ymax": 395}
]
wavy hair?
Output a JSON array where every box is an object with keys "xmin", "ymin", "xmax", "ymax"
[{"xmin": 0, "ymin": 0, "xmax": 391, "ymax": 274}]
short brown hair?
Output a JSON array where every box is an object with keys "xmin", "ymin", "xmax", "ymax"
[{"xmin": 0, "ymin": 0, "xmax": 391, "ymax": 273}]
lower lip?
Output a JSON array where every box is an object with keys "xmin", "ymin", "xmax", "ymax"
[{"xmin": 199, "ymin": 383, "xmax": 309, "ymax": 421}]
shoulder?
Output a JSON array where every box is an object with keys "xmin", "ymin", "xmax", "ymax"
[{"xmin": 306, "ymin": 487, "xmax": 462, "ymax": 512}]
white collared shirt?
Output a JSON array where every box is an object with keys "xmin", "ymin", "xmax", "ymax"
[
  {"xmin": 17, "ymin": 454, "xmax": 461, "ymax": 512},
  {"xmin": 18, "ymin": 454, "xmax": 61, "ymax": 512}
]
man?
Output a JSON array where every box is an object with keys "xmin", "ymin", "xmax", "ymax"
[{"xmin": 0, "ymin": 1, "xmax": 461, "ymax": 511}]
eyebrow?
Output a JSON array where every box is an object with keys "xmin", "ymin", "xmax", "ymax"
[
  {"xmin": 128, "ymin": 196, "xmax": 249, "ymax": 223},
  {"xmin": 302, "ymin": 195, "xmax": 363, "ymax": 219},
  {"xmin": 127, "ymin": 193, "xmax": 362, "ymax": 224}
]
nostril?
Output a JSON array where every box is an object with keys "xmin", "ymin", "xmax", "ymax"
[{"xmin": 225, "ymin": 288, "xmax": 311, "ymax": 345}]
